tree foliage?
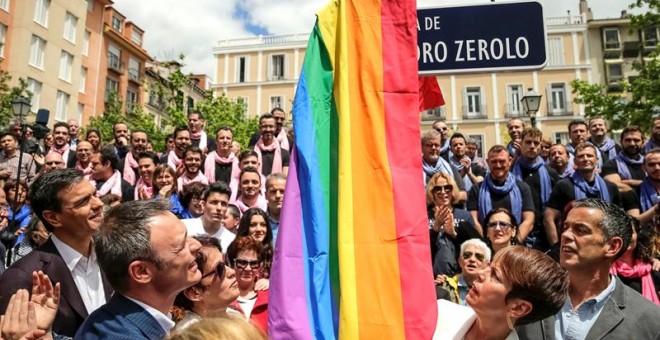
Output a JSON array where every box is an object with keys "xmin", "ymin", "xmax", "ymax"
[
  {"xmin": 571, "ymin": 0, "xmax": 660, "ymax": 131},
  {"xmin": 195, "ymin": 92, "xmax": 258, "ymax": 148},
  {"xmin": 0, "ymin": 70, "xmax": 31, "ymax": 128}
]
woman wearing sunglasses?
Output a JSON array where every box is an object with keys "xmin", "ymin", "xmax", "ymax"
[
  {"xmin": 485, "ymin": 208, "xmax": 520, "ymax": 254},
  {"xmin": 434, "ymin": 246, "xmax": 568, "ymax": 339},
  {"xmin": 226, "ymin": 236, "xmax": 269, "ymax": 334},
  {"xmin": 427, "ymin": 172, "xmax": 481, "ymax": 280},
  {"xmin": 172, "ymin": 236, "xmax": 240, "ymax": 331}
]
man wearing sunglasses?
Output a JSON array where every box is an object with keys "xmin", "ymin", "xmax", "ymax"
[
  {"xmin": 432, "ymin": 120, "xmax": 451, "ymax": 161},
  {"xmin": 77, "ymin": 200, "xmax": 202, "ymax": 338},
  {"xmin": 436, "ymin": 239, "xmax": 491, "ymax": 306},
  {"xmin": 422, "ymin": 129, "xmax": 467, "ymax": 203}
]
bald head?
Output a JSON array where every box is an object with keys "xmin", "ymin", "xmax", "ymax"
[{"xmin": 43, "ymin": 152, "xmax": 66, "ymax": 173}]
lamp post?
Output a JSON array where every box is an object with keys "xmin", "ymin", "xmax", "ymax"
[
  {"xmin": 521, "ymin": 88, "xmax": 542, "ymax": 128},
  {"xmin": 9, "ymin": 96, "xmax": 31, "ymax": 234}
]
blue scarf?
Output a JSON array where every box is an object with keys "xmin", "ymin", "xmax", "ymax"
[
  {"xmin": 571, "ymin": 172, "xmax": 611, "ymax": 202},
  {"xmin": 639, "ymin": 178, "xmax": 659, "ymax": 212},
  {"xmin": 615, "ymin": 152, "xmax": 643, "ymax": 180},
  {"xmin": 440, "ymin": 138, "xmax": 450, "ymax": 157},
  {"xmin": 478, "ymin": 174, "xmax": 522, "ymax": 225},
  {"xmin": 507, "ymin": 141, "xmax": 517, "ymax": 157},
  {"xmin": 8, "ymin": 204, "xmax": 32, "ymax": 230},
  {"xmin": 512, "ymin": 157, "xmax": 552, "ymax": 207},
  {"xmin": 644, "ymin": 140, "xmax": 660, "ymax": 154},
  {"xmin": 565, "ymin": 143, "xmax": 576, "ymax": 156},
  {"xmin": 558, "ymin": 159, "xmax": 575, "ymax": 179},
  {"xmin": 423, "ymin": 156, "xmax": 454, "ymax": 179},
  {"xmin": 592, "ymin": 137, "xmax": 618, "ymax": 167},
  {"xmin": 448, "ymin": 155, "xmax": 464, "ymax": 172}
]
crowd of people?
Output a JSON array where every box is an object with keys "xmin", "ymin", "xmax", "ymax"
[{"xmin": 0, "ymin": 108, "xmax": 658, "ymax": 339}]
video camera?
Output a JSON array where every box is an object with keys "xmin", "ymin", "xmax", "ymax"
[{"xmin": 30, "ymin": 109, "xmax": 50, "ymax": 140}]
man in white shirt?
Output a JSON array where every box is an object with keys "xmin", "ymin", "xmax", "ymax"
[
  {"xmin": 77, "ymin": 199, "xmax": 203, "ymax": 338},
  {"xmin": 183, "ymin": 181, "xmax": 235, "ymax": 251},
  {"xmin": 0, "ymin": 168, "xmax": 111, "ymax": 337}
]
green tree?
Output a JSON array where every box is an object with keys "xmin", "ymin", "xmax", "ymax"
[
  {"xmin": 195, "ymin": 92, "xmax": 258, "ymax": 148},
  {"xmin": 571, "ymin": 0, "xmax": 659, "ymax": 131},
  {"xmin": 0, "ymin": 70, "xmax": 31, "ymax": 127}
]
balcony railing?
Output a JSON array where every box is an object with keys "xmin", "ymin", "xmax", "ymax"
[
  {"xmin": 128, "ymin": 68, "xmax": 140, "ymax": 82},
  {"xmin": 217, "ymin": 33, "xmax": 310, "ymax": 49},
  {"xmin": 604, "ymin": 41, "xmax": 621, "ymax": 50},
  {"xmin": 547, "ymin": 101, "xmax": 573, "ymax": 116},
  {"xmin": 108, "ymin": 53, "xmax": 122, "ymax": 71},
  {"xmin": 545, "ymin": 15, "xmax": 585, "ymax": 27},
  {"xmin": 421, "ymin": 107, "xmax": 445, "ymax": 121},
  {"xmin": 503, "ymin": 103, "xmax": 525, "ymax": 118},
  {"xmin": 462, "ymin": 105, "xmax": 488, "ymax": 119}
]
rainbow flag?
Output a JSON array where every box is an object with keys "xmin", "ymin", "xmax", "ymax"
[{"xmin": 268, "ymin": 0, "xmax": 437, "ymax": 338}]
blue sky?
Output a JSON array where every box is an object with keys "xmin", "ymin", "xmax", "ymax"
[{"xmin": 114, "ymin": 0, "xmax": 630, "ymax": 78}]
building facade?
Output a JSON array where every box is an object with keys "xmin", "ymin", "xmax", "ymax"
[
  {"xmin": 212, "ymin": 11, "xmax": 616, "ymax": 156},
  {"xmin": 0, "ymin": 0, "xmax": 152, "ymax": 127}
]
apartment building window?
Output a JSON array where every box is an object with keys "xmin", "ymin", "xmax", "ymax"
[
  {"xmin": 235, "ymin": 56, "xmax": 248, "ymax": 83},
  {"xmin": 126, "ymin": 89, "xmax": 138, "ymax": 112},
  {"xmin": 59, "ymin": 51, "xmax": 73, "ymax": 82},
  {"xmin": 547, "ymin": 83, "xmax": 568, "ymax": 115},
  {"xmin": 506, "ymin": 84, "xmax": 523, "ymax": 116},
  {"xmin": 128, "ymin": 58, "xmax": 139, "ymax": 82},
  {"xmin": 421, "ymin": 106, "xmax": 445, "ymax": 121},
  {"xmin": 0, "ymin": 24, "xmax": 6, "ymax": 57},
  {"xmin": 553, "ymin": 132, "xmax": 569, "ymax": 145},
  {"xmin": 466, "ymin": 134, "xmax": 485, "ymax": 158},
  {"xmin": 463, "ymin": 86, "xmax": 483, "ymax": 118},
  {"xmin": 34, "ymin": 0, "xmax": 50, "ymax": 27},
  {"xmin": 26, "ymin": 78, "xmax": 42, "ymax": 113},
  {"xmin": 56, "ymin": 91, "xmax": 69, "ymax": 121},
  {"xmin": 111, "ymin": 15, "xmax": 123, "ymax": 32},
  {"xmin": 63, "ymin": 12, "xmax": 77, "ymax": 43},
  {"xmin": 270, "ymin": 96, "xmax": 283, "ymax": 111},
  {"xmin": 108, "ymin": 44, "xmax": 121, "ymax": 70},
  {"xmin": 547, "ymin": 37, "xmax": 565, "ymax": 66},
  {"xmin": 607, "ymin": 63, "xmax": 623, "ymax": 83},
  {"xmin": 79, "ymin": 67, "xmax": 87, "ymax": 93},
  {"xmin": 83, "ymin": 31, "xmax": 90, "ymax": 56},
  {"xmin": 77, "ymin": 103, "xmax": 84, "ymax": 122},
  {"xmin": 29, "ymin": 35, "xmax": 46, "ymax": 69},
  {"xmin": 0, "ymin": 0, "xmax": 8, "ymax": 12},
  {"xmin": 643, "ymin": 27, "xmax": 659, "ymax": 48},
  {"xmin": 270, "ymin": 54, "xmax": 285, "ymax": 80},
  {"xmin": 603, "ymin": 28, "xmax": 620, "ymax": 49},
  {"xmin": 131, "ymin": 31, "xmax": 142, "ymax": 46},
  {"xmin": 86, "ymin": 0, "xmax": 94, "ymax": 12},
  {"xmin": 105, "ymin": 78, "xmax": 118, "ymax": 101}
]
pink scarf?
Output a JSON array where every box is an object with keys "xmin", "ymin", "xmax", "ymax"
[
  {"xmin": 123, "ymin": 152, "xmax": 138, "ymax": 186},
  {"xmin": 610, "ymin": 259, "xmax": 660, "ymax": 305},
  {"xmin": 50, "ymin": 144, "xmax": 70, "ymax": 163},
  {"xmin": 190, "ymin": 130, "xmax": 208, "ymax": 150},
  {"xmin": 177, "ymin": 171, "xmax": 209, "ymax": 193},
  {"xmin": 167, "ymin": 151, "xmax": 182, "ymax": 171},
  {"xmin": 89, "ymin": 170, "xmax": 123, "ymax": 197},
  {"xmin": 134, "ymin": 177, "xmax": 153, "ymax": 200},
  {"xmin": 254, "ymin": 137, "xmax": 282, "ymax": 174},
  {"xmin": 234, "ymin": 194, "xmax": 268, "ymax": 213},
  {"xmin": 204, "ymin": 151, "xmax": 240, "ymax": 201},
  {"xmin": 276, "ymin": 129, "xmax": 289, "ymax": 151},
  {"xmin": 75, "ymin": 161, "xmax": 93, "ymax": 179}
]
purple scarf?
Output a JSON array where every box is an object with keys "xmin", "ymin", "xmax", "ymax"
[
  {"xmin": 512, "ymin": 156, "xmax": 552, "ymax": 207},
  {"xmin": 571, "ymin": 172, "xmax": 611, "ymax": 202},
  {"xmin": 639, "ymin": 178, "xmax": 659, "ymax": 212},
  {"xmin": 644, "ymin": 140, "xmax": 660, "ymax": 154},
  {"xmin": 615, "ymin": 152, "xmax": 643, "ymax": 180},
  {"xmin": 592, "ymin": 137, "xmax": 618, "ymax": 167},
  {"xmin": 478, "ymin": 174, "xmax": 522, "ymax": 225}
]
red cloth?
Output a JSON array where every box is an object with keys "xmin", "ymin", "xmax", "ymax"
[
  {"xmin": 231, "ymin": 289, "xmax": 269, "ymax": 334},
  {"xmin": 418, "ymin": 76, "xmax": 444, "ymax": 112}
]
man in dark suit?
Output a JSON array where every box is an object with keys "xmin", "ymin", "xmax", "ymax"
[
  {"xmin": 76, "ymin": 199, "xmax": 202, "ymax": 339},
  {"xmin": 518, "ymin": 198, "xmax": 660, "ymax": 340},
  {"xmin": 0, "ymin": 169, "xmax": 112, "ymax": 337}
]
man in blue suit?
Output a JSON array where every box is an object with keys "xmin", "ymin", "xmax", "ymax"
[{"xmin": 76, "ymin": 200, "xmax": 202, "ymax": 339}]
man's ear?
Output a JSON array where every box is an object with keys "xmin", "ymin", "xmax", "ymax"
[
  {"xmin": 40, "ymin": 210, "xmax": 63, "ymax": 229},
  {"xmin": 183, "ymin": 286, "xmax": 204, "ymax": 302},
  {"xmin": 128, "ymin": 260, "xmax": 154, "ymax": 285},
  {"xmin": 604, "ymin": 236, "xmax": 624, "ymax": 260}
]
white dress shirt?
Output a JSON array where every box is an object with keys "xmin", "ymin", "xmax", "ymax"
[
  {"xmin": 125, "ymin": 295, "xmax": 176, "ymax": 333},
  {"xmin": 51, "ymin": 235, "xmax": 106, "ymax": 314}
]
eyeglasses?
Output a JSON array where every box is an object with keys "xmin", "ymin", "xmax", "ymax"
[
  {"xmin": 462, "ymin": 251, "xmax": 486, "ymax": 262},
  {"xmin": 434, "ymin": 127, "xmax": 448, "ymax": 132},
  {"xmin": 234, "ymin": 258, "xmax": 262, "ymax": 270},
  {"xmin": 432, "ymin": 184, "xmax": 453, "ymax": 193},
  {"xmin": 201, "ymin": 262, "xmax": 226, "ymax": 280},
  {"xmin": 487, "ymin": 221, "xmax": 513, "ymax": 230}
]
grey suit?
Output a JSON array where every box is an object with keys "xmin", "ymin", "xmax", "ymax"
[{"xmin": 517, "ymin": 278, "xmax": 660, "ymax": 340}]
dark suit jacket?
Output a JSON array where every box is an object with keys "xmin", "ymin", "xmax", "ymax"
[
  {"xmin": 75, "ymin": 294, "xmax": 168, "ymax": 339},
  {"xmin": 517, "ymin": 278, "xmax": 660, "ymax": 340},
  {"xmin": 0, "ymin": 238, "xmax": 113, "ymax": 337},
  {"xmin": 66, "ymin": 152, "xmax": 77, "ymax": 169}
]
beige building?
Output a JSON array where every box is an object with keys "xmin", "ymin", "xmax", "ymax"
[{"xmin": 212, "ymin": 13, "xmax": 598, "ymax": 156}]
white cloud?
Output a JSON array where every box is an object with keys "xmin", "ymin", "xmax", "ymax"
[{"xmin": 114, "ymin": 0, "xmax": 629, "ymax": 79}]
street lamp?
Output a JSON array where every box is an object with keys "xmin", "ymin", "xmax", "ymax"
[
  {"xmin": 521, "ymin": 88, "xmax": 542, "ymax": 128},
  {"xmin": 9, "ymin": 96, "xmax": 31, "ymax": 241},
  {"xmin": 11, "ymin": 97, "xmax": 31, "ymax": 120}
]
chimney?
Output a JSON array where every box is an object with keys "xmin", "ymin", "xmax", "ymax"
[
  {"xmin": 579, "ymin": 0, "xmax": 593, "ymax": 21},
  {"xmin": 621, "ymin": 10, "xmax": 630, "ymax": 18}
]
